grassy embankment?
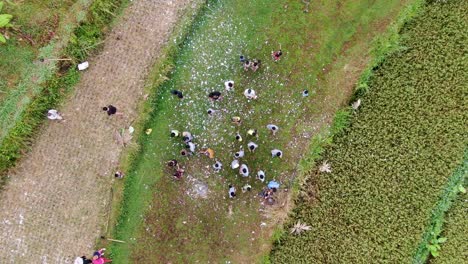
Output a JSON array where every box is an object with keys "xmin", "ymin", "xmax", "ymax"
[
  {"xmin": 109, "ymin": 0, "xmax": 409, "ymax": 263},
  {"xmin": 270, "ymin": 0, "xmax": 467, "ymax": 263},
  {"xmin": 0, "ymin": 0, "xmax": 129, "ymax": 179},
  {"xmin": 430, "ymin": 175, "xmax": 467, "ymax": 264}
]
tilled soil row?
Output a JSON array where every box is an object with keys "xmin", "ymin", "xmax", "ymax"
[{"xmin": 0, "ymin": 0, "xmax": 191, "ymax": 262}]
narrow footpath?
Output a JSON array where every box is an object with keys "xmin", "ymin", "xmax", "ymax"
[{"xmin": 0, "ymin": 0, "xmax": 191, "ymax": 262}]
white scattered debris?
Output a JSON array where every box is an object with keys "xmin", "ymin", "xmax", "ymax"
[
  {"xmin": 290, "ymin": 220, "xmax": 311, "ymax": 235},
  {"xmin": 77, "ymin": 61, "xmax": 89, "ymax": 71},
  {"xmin": 319, "ymin": 160, "xmax": 332, "ymax": 173},
  {"xmin": 352, "ymin": 99, "xmax": 361, "ymax": 110}
]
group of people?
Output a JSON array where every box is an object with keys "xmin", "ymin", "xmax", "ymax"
[
  {"xmin": 167, "ymin": 50, "xmax": 288, "ymax": 200},
  {"xmin": 74, "ymin": 248, "xmax": 111, "ymax": 264}
]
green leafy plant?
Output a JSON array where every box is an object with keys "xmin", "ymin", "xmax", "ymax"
[
  {"xmin": 427, "ymin": 234, "xmax": 447, "ymax": 257},
  {"xmin": 0, "ymin": 1, "xmax": 13, "ymax": 43}
]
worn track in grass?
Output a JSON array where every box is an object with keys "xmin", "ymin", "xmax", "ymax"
[{"xmin": 0, "ymin": 0, "xmax": 191, "ymax": 262}]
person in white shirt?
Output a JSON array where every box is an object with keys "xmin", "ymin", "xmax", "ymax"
[
  {"xmin": 224, "ymin": 80, "xmax": 234, "ymax": 91},
  {"xmin": 239, "ymin": 164, "xmax": 249, "ymax": 177},
  {"xmin": 228, "ymin": 185, "xmax": 236, "ymax": 198},
  {"xmin": 244, "ymin": 89, "xmax": 257, "ymax": 100},
  {"xmin": 271, "ymin": 149, "xmax": 283, "ymax": 158},
  {"xmin": 257, "ymin": 170, "xmax": 266, "ymax": 182},
  {"xmin": 266, "ymin": 124, "xmax": 279, "ymax": 135},
  {"xmin": 47, "ymin": 109, "xmax": 63, "ymax": 120},
  {"xmin": 247, "ymin": 142, "xmax": 258, "ymax": 152}
]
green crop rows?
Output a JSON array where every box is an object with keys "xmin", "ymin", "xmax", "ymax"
[{"xmin": 270, "ymin": 0, "xmax": 467, "ymax": 263}]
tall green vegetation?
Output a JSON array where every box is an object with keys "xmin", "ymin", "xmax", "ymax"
[{"xmin": 270, "ymin": 0, "xmax": 467, "ymax": 262}]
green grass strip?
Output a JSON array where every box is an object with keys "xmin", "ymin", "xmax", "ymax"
[
  {"xmin": 430, "ymin": 176, "xmax": 468, "ymax": 264},
  {"xmin": 0, "ymin": 0, "xmax": 129, "ymax": 181},
  {"xmin": 413, "ymin": 150, "xmax": 468, "ymax": 263},
  {"xmin": 108, "ymin": 0, "xmax": 210, "ymax": 261}
]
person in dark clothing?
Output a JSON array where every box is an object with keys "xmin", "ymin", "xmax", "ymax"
[
  {"xmin": 171, "ymin": 89, "xmax": 184, "ymax": 99},
  {"xmin": 240, "ymin": 55, "xmax": 246, "ymax": 62},
  {"xmin": 208, "ymin": 91, "xmax": 222, "ymax": 101},
  {"xmin": 102, "ymin": 105, "xmax": 120, "ymax": 116}
]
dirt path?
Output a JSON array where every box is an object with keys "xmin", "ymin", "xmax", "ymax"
[{"xmin": 0, "ymin": 0, "xmax": 191, "ymax": 262}]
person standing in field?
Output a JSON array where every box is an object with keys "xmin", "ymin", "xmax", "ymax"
[
  {"xmin": 231, "ymin": 116, "xmax": 242, "ymax": 125},
  {"xmin": 170, "ymin": 89, "xmax": 184, "ymax": 99},
  {"xmin": 102, "ymin": 105, "xmax": 122, "ymax": 116},
  {"xmin": 244, "ymin": 60, "xmax": 252, "ymax": 71},
  {"xmin": 229, "ymin": 185, "xmax": 236, "ymax": 198},
  {"xmin": 266, "ymin": 124, "xmax": 279, "ymax": 135},
  {"xmin": 209, "ymin": 91, "xmax": 222, "ymax": 101},
  {"xmin": 247, "ymin": 142, "xmax": 258, "ymax": 152},
  {"xmin": 225, "ymin": 80, "xmax": 234, "ymax": 91},
  {"xmin": 239, "ymin": 164, "xmax": 249, "ymax": 177},
  {"xmin": 251, "ymin": 60, "xmax": 261, "ymax": 72},
  {"xmin": 244, "ymin": 89, "xmax": 257, "ymax": 100},
  {"xmin": 92, "ymin": 248, "xmax": 112, "ymax": 264},
  {"xmin": 271, "ymin": 149, "xmax": 283, "ymax": 158},
  {"xmin": 272, "ymin": 50, "xmax": 282, "ymax": 61}
]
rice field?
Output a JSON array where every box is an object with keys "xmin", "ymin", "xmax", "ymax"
[{"xmin": 270, "ymin": 0, "xmax": 467, "ymax": 262}]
